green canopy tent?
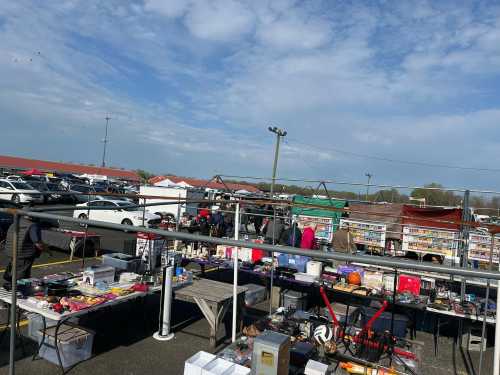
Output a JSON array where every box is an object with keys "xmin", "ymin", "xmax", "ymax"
[{"xmin": 291, "ymin": 196, "xmax": 348, "ymax": 241}]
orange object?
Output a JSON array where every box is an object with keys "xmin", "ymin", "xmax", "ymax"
[
  {"xmin": 340, "ymin": 362, "xmax": 396, "ymax": 374},
  {"xmin": 347, "ymin": 271, "xmax": 362, "ymax": 286}
]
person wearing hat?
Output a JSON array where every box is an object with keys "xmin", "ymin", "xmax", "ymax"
[{"xmin": 3, "ymin": 216, "xmax": 46, "ymax": 290}]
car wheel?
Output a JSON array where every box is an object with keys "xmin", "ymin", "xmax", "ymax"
[
  {"xmin": 121, "ymin": 219, "xmax": 133, "ymax": 226},
  {"xmin": 78, "ymin": 213, "xmax": 88, "ymax": 227},
  {"xmin": 11, "ymin": 195, "xmax": 20, "ymax": 204}
]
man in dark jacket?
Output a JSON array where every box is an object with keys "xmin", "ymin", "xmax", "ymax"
[
  {"xmin": 264, "ymin": 218, "xmax": 285, "ymax": 244},
  {"xmin": 279, "ymin": 222, "xmax": 302, "ymax": 247},
  {"xmin": 3, "ymin": 216, "xmax": 45, "ymax": 290}
]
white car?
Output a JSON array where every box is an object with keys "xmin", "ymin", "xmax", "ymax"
[
  {"xmin": 0, "ymin": 179, "xmax": 43, "ymax": 204},
  {"xmin": 73, "ymin": 199, "xmax": 161, "ymax": 227}
]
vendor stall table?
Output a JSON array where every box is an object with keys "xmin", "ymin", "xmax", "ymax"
[
  {"xmin": 174, "ymin": 279, "xmax": 247, "ymax": 348},
  {"xmin": 425, "ymin": 306, "xmax": 495, "ymax": 357},
  {"xmin": 426, "ymin": 306, "xmax": 496, "ymax": 324},
  {"xmin": 0, "ymin": 284, "xmax": 149, "ymax": 374},
  {"xmin": 41, "ymin": 229, "xmax": 101, "ymax": 261}
]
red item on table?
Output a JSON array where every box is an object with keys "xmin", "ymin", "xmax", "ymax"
[
  {"xmin": 251, "ymin": 239, "xmax": 265, "ymax": 263},
  {"xmin": 251, "ymin": 248, "xmax": 265, "ymax": 263},
  {"xmin": 397, "ymin": 275, "xmax": 421, "ymax": 295},
  {"xmin": 52, "ymin": 303, "xmax": 63, "ymax": 313},
  {"xmin": 101, "ymin": 293, "xmax": 118, "ymax": 300},
  {"xmin": 131, "ymin": 283, "xmax": 149, "ymax": 292},
  {"xmin": 300, "ymin": 227, "xmax": 315, "ymax": 249}
]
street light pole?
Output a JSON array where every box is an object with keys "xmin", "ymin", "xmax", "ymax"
[
  {"xmin": 268, "ymin": 126, "xmax": 287, "ymax": 198},
  {"xmin": 101, "ymin": 116, "xmax": 111, "ymax": 167},
  {"xmin": 365, "ymin": 173, "xmax": 372, "ymax": 201}
]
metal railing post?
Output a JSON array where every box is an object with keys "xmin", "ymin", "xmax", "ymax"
[
  {"xmin": 494, "ymin": 256, "xmax": 500, "ymax": 375},
  {"xmin": 479, "ymin": 233, "xmax": 495, "ymax": 375},
  {"xmin": 269, "ymin": 206, "xmax": 277, "ymax": 314},
  {"xmin": 232, "ymin": 203, "xmax": 240, "ymax": 342},
  {"xmin": 9, "ymin": 213, "xmax": 20, "ymax": 375}
]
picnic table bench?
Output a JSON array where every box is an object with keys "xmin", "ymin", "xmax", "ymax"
[{"xmin": 174, "ymin": 278, "xmax": 247, "ymax": 348}]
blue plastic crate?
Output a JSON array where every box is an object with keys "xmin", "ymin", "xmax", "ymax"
[{"xmin": 288, "ymin": 255, "xmax": 310, "ymax": 273}]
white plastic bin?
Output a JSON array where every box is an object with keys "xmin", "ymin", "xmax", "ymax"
[
  {"xmin": 37, "ymin": 324, "xmax": 94, "ymax": 369},
  {"xmin": 202, "ymin": 358, "xmax": 234, "ymax": 375},
  {"xmin": 221, "ymin": 364, "xmax": 251, "ymax": 375},
  {"xmin": 184, "ymin": 351, "xmax": 217, "ymax": 375},
  {"xmin": 27, "ymin": 314, "xmax": 57, "ymax": 341}
]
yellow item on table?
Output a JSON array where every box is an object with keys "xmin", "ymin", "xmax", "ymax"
[
  {"xmin": 340, "ymin": 362, "xmax": 396, "ymax": 374},
  {"xmin": 110, "ymin": 287, "xmax": 132, "ymax": 296}
]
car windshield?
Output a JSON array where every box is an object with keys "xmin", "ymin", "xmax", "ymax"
[
  {"xmin": 94, "ymin": 186, "xmax": 107, "ymax": 192},
  {"xmin": 116, "ymin": 201, "xmax": 137, "ymax": 211},
  {"xmin": 11, "ymin": 182, "xmax": 33, "ymax": 190}
]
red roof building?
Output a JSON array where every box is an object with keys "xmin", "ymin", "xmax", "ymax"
[
  {"xmin": 149, "ymin": 175, "xmax": 261, "ymax": 193},
  {"xmin": 0, "ymin": 155, "xmax": 139, "ymax": 182}
]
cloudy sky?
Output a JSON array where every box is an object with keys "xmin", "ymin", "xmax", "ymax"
[{"xmin": 1, "ymin": 1, "xmax": 500, "ymax": 192}]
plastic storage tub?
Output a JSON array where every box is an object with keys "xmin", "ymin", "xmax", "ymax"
[
  {"xmin": 37, "ymin": 324, "xmax": 94, "ymax": 368},
  {"xmin": 102, "ymin": 253, "xmax": 141, "ymax": 272},
  {"xmin": 277, "ymin": 253, "xmax": 289, "ymax": 267},
  {"xmin": 244, "ymin": 284, "xmax": 267, "ymax": 306},
  {"xmin": 288, "ymin": 255, "xmax": 310, "ymax": 273},
  {"xmin": 360, "ymin": 307, "xmax": 408, "ymax": 338},
  {"xmin": 282, "ymin": 290, "xmax": 307, "ymax": 310},
  {"xmin": 202, "ymin": 358, "xmax": 234, "ymax": 375},
  {"xmin": 322, "ymin": 303, "xmax": 359, "ymax": 325},
  {"xmin": 221, "ymin": 364, "xmax": 250, "ymax": 374},
  {"xmin": 184, "ymin": 351, "xmax": 217, "ymax": 375},
  {"xmin": 27, "ymin": 314, "xmax": 57, "ymax": 341}
]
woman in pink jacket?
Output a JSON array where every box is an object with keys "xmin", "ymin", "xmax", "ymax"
[{"xmin": 300, "ymin": 224, "xmax": 316, "ymax": 249}]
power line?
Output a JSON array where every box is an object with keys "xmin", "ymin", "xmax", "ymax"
[
  {"xmin": 285, "ymin": 138, "xmax": 500, "ymax": 173},
  {"xmin": 219, "ymin": 174, "xmax": 500, "ymax": 195}
]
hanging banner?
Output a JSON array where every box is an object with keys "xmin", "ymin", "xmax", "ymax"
[
  {"xmin": 294, "ymin": 215, "xmax": 334, "ymax": 242},
  {"xmin": 402, "ymin": 225, "xmax": 459, "ymax": 258},
  {"xmin": 339, "ymin": 219, "xmax": 386, "ymax": 248},
  {"xmin": 468, "ymin": 232, "xmax": 500, "ymax": 264}
]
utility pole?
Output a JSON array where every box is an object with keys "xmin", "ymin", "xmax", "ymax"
[
  {"xmin": 268, "ymin": 126, "xmax": 287, "ymax": 198},
  {"xmin": 365, "ymin": 172, "xmax": 372, "ymax": 201},
  {"xmin": 101, "ymin": 116, "xmax": 111, "ymax": 167}
]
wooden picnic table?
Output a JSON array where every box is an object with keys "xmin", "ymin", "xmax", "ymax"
[{"xmin": 174, "ymin": 278, "xmax": 247, "ymax": 348}]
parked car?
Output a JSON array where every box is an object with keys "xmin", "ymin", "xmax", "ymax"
[
  {"xmin": 73, "ymin": 199, "xmax": 161, "ymax": 227},
  {"xmin": 5, "ymin": 175, "xmax": 23, "ymax": 181},
  {"xmin": 27, "ymin": 181, "xmax": 67, "ymax": 203},
  {"xmin": 70, "ymin": 184, "xmax": 107, "ymax": 203},
  {"xmin": 0, "ymin": 179, "xmax": 43, "ymax": 204}
]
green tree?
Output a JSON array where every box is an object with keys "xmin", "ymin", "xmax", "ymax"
[
  {"xmin": 410, "ymin": 183, "xmax": 461, "ymax": 206},
  {"xmin": 136, "ymin": 169, "xmax": 155, "ymax": 183}
]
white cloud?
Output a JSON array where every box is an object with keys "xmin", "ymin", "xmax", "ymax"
[
  {"xmin": 184, "ymin": 0, "xmax": 255, "ymax": 42},
  {"xmin": 256, "ymin": 14, "xmax": 331, "ymax": 50}
]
